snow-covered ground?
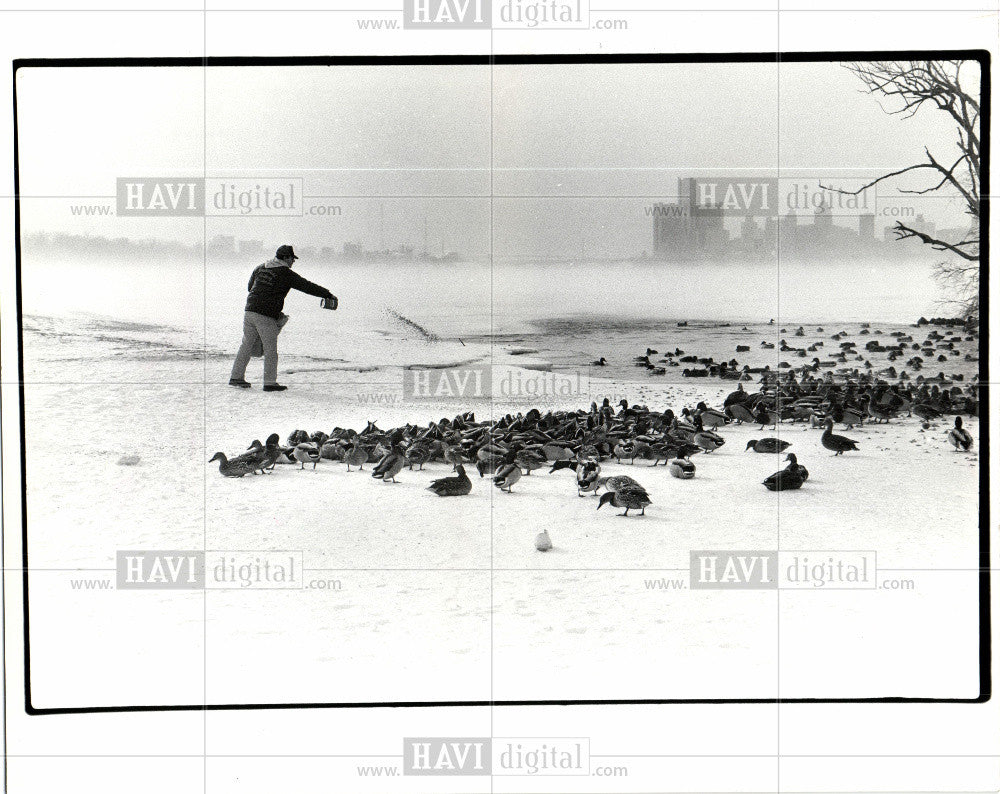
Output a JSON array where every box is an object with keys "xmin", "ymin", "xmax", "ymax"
[{"xmin": 17, "ymin": 257, "xmax": 982, "ymax": 709}]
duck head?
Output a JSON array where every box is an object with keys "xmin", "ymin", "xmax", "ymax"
[
  {"xmin": 597, "ymin": 492, "xmax": 616, "ymax": 510},
  {"xmin": 246, "ymin": 439, "xmax": 264, "ymax": 451},
  {"xmin": 745, "ymin": 440, "xmax": 757, "ymax": 451},
  {"xmin": 785, "ymin": 453, "xmax": 798, "ymax": 464},
  {"xmin": 265, "ymin": 433, "xmax": 280, "ymax": 448},
  {"xmin": 454, "ymin": 464, "xmax": 467, "ymax": 477},
  {"xmin": 209, "ymin": 452, "xmax": 226, "ymax": 463}
]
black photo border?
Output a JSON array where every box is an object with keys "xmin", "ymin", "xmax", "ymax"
[{"xmin": 8, "ymin": 49, "xmax": 991, "ymax": 715}]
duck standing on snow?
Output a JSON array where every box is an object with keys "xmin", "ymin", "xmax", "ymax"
[
  {"xmin": 693, "ymin": 418, "xmax": 725, "ymax": 453},
  {"xmin": 596, "ymin": 474, "xmax": 641, "ymax": 493},
  {"xmin": 577, "ymin": 460, "xmax": 601, "ymax": 497},
  {"xmin": 695, "ymin": 402, "xmax": 729, "ymax": 429},
  {"xmin": 597, "ymin": 484, "xmax": 652, "ymax": 516},
  {"xmin": 948, "ymin": 416, "xmax": 974, "ymax": 451},
  {"xmin": 292, "ymin": 442, "xmax": 320, "ymax": 470},
  {"xmin": 344, "ymin": 439, "xmax": 369, "ymax": 471},
  {"xmin": 535, "ymin": 529, "xmax": 553, "ymax": 552},
  {"xmin": 372, "ymin": 444, "xmax": 405, "ymax": 483},
  {"xmin": 428, "ymin": 464, "xmax": 473, "ymax": 496},
  {"xmin": 745, "ymin": 438, "xmax": 792, "ymax": 454},
  {"xmin": 494, "ymin": 453, "xmax": 523, "ymax": 493},
  {"xmin": 668, "ymin": 458, "xmax": 696, "ymax": 479},
  {"xmin": 208, "ymin": 451, "xmax": 260, "ymax": 478},
  {"xmin": 260, "ymin": 433, "xmax": 283, "ymax": 471},
  {"xmin": 821, "ymin": 419, "xmax": 860, "ymax": 456}
]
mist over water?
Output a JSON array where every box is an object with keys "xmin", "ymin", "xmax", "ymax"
[{"xmin": 19, "ymin": 255, "xmax": 947, "ymax": 381}]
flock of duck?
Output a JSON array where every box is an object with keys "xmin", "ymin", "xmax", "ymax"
[
  {"xmin": 209, "ymin": 367, "xmax": 976, "ymax": 528},
  {"xmin": 623, "ymin": 321, "xmax": 979, "ymax": 394}
]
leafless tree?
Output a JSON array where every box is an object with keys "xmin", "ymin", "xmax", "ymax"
[{"xmin": 822, "ymin": 60, "xmax": 980, "ymax": 321}]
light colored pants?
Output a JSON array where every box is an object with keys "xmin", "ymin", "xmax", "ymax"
[{"xmin": 230, "ymin": 311, "xmax": 281, "ymax": 385}]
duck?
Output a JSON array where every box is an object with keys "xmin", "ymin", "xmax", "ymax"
[
  {"xmin": 372, "ymin": 444, "xmax": 406, "ymax": 483},
  {"xmin": 592, "ymin": 357, "xmax": 607, "ymax": 366},
  {"xmin": 668, "ymin": 458, "xmax": 696, "ymax": 479},
  {"xmin": 208, "ymin": 451, "xmax": 260, "ymax": 478},
  {"xmin": 259, "ymin": 433, "xmax": 283, "ymax": 471},
  {"xmin": 443, "ymin": 443, "xmax": 466, "ymax": 470},
  {"xmin": 613, "ymin": 440, "xmax": 636, "ymax": 464},
  {"xmin": 725, "ymin": 402, "xmax": 756, "ymax": 424},
  {"xmin": 948, "ymin": 416, "xmax": 974, "ymax": 451},
  {"xmin": 404, "ymin": 442, "xmax": 432, "ymax": 470},
  {"xmin": 320, "ymin": 440, "xmax": 344, "ymax": 461},
  {"xmin": 514, "ymin": 446, "xmax": 547, "ymax": 475},
  {"xmin": 821, "ymin": 419, "xmax": 860, "ymax": 456},
  {"xmin": 344, "ymin": 439, "xmax": 369, "ymax": 471},
  {"xmin": 763, "ymin": 467, "xmax": 805, "ymax": 491},
  {"xmin": 493, "ymin": 454, "xmax": 523, "ymax": 493},
  {"xmin": 238, "ymin": 439, "xmax": 268, "ymax": 473},
  {"xmin": 696, "ymin": 402, "xmax": 729, "ymax": 429},
  {"xmin": 292, "ymin": 442, "xmax": 320, "ymax": 470},
  {"xmin": 783, "ymin": 453, "xmax": 809, "ymax": 481},
  {"xmin": 754, "ymin": 404, "xmax": 778, "ymax": 429},
  {"xmin": 576, "ymin": 460, "xmax": 601, "ymax": 497},
  {"xmin": 745, "ymin": 438, "xmax": 792, "ymax": 454},
  {"xmin": 427, "ymin": 464, "xmax": 473, "ymax": 496},
  {"xmin": 693, "ymin": 418, "xmax": 725, "ymax": 453},
  {"xmin": 535, "ymin": 529, "xmax": 553, "ymax": 552},
  {"xmin": 597, "ymin": 484, "xmax": 651, "ymax": 516}
]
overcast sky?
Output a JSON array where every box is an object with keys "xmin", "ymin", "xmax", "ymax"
[{"xmin": 15, "ymin": 60, "xmax": 976, "ymax": 259}]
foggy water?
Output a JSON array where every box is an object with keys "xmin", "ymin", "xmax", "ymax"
[{"xmin": 19, "ymin": 255, "xmax": 950, "ymax": 381}]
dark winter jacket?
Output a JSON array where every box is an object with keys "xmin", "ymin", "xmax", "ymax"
[{"xmin": 245, "ymin": 259, "xmax": 332, "ymax": 318}]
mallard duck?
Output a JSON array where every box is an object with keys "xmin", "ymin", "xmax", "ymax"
[
  {"xmin": 668, "ymin": 458, "xmax": 695, "ymax": 479},
  {"xmin": 696, "ymin": 402, "xmax": 728, "ymax": 429},
  {"xmin": 535, "ymin": 529, "xmax": 553, "ymax": 552},
  {"xmin": 372, "ymin": 445, "xmax": 405, "ymax": 482},
  {"xmin": 840, "ymin": 404, "xmax": 866, "ymax": 429},
  {"xmin": 443, "ymin": 443, "xmax": 466, "ymax": 470},
  {"xmin": 576, "ymin": 460, "xmax": 601, "ymax": 497},
  {"xmin": 320, "ymin": 440, "xmax": 344, "ymax": 461},
  {"xmin": 596, "ymin": 474, "xmax": 641, "ymax": 493},
  {"xmin": 597, "ymin": 485, "xmax": 651, "ymax": 516},
  {"xmin": 405, "ymin": 443, "xmax": 432, "ymax": 470},
  {"xmin": 292, "ymin": 442, "xmax": 320, "ymax": 470},
  {"xmin": 592, "ymin": 357, "xmax": 607, "ymax": 366},
  {"xmin": 693, "ymin": 419, "xmax": 725, "ymax": 453},
  {"xmin": 763, "ymin": 467, "xmax": 805, "ymax": 491},
  {"xmin": 287, "ymin": 429, "xmax": 310, "ymax": 446},
  {"xmin": 948, "ymin": 416, "xmax": 974, "ymax": 451},
  {"xmin": 613, "ymin": 441, "xmax": 635, "ymax": 464},
  {"xmin": 821, "ymin": 419, "xmax": 859, "ymax": 456},
  {"xmin": 428, "ymin": 464, "xmax": 472, "ymax": 496},
  {"xmin": 754, "ymin": 404, "xmax": 778, "ymax": 429},
  {"xmin": 208, "ymin": 451, "xmax": 259, "ymax": 478},
  {"xmin": 725, "ymin": 402, "xmax": 756, "ymax": 424},
  {"xmin": 913, "ymin": 403, "xmax": 941, "ymax": 421},
  {"xmin": 745, "ymin": 438, "xmax": 792, "ymax": 454},
  {"xmin": 494, "ymin": 452, "xmax": 522, "ymax": 492},
  {"xmin": 344, "ymin": 439, "xmax": 369, "ymax": 471},
  {"xmin": 235, "ymin": 439, "xmax": 267, "ymax": 473},
  {"xmin": 542, "ymin": 442, "xmax": 573, "ymax": 461},
  {"xmin": 514, "ymin": 446, "xmax": 547, "ymax": 475},
  {"xmin": 783, "ymin": 453, "xmax": 809, "ymax": 481},
  {"xmin": 260, "ymin": 433, "xmax": 283, "ymax": 471}
]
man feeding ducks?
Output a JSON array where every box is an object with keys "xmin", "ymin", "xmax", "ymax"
[{"xmin": 229, "ymin": 245, "xmax": 337, "ymax": 392}]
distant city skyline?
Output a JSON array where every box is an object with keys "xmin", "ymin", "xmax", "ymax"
[{"xmin": 15, "ymin": 60, "xmax": 976, "ymax": 260}]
